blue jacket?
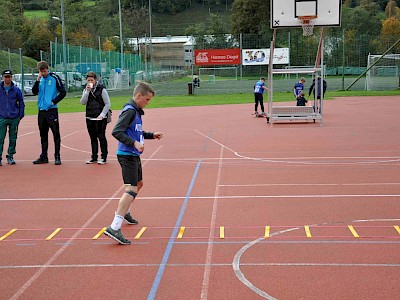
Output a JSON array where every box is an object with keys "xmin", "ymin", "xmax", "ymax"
[
  {"xmin": 32, "ymin": 72, "xmax": 66, "ymax": 111},
  {"xmin": 0, "ymin": 81, "xmax": 25, "ymax": 119}
]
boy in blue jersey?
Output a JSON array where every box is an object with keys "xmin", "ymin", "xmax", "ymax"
[
  {"xmin": 104, "ymin": 82, "xmax": 164, "ymax": 245},
  {"xmin": 253, "ymin": 77, "xmax": 269, "ymax": 116},
  {"xmin": 32, "ymin": 61, "xmax": 66, "ymax": 165},
  {"xmin": 294, "ymin": 77, "xmax": 305, "ymax": 99}
]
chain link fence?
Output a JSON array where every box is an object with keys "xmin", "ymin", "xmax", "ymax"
[{"xmin": 1, "ymin": 31, "xmax": 399, "ymax": 97}]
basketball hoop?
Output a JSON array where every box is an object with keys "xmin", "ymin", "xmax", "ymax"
[{"xmin": 298, "ymin": 15, "xmax": 317, "ymax": 36}]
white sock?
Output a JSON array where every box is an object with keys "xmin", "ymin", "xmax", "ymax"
[{"xmin": 110, "ymin": 215, "xmax": 124, "ymax": 230}]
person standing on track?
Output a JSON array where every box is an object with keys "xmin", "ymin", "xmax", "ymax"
[
  {"xmin": 308, "ymin": 75, "xmax": 327, "ymax": 113},
  {"xmin": 253, "ymin": 77, "xmax": 269, "ymax": 117},
  {"xmin": 80, "ymin": 71, "xmax": 111, "ymax": 165},
  {"xmin": 32, "ymin": 61, "xmax": 66, "ymax": 165},
  {"xmin": 104, "ymin": 82, "xmax": 164, "ymax": 245},
  {"xmin": 0, "ymin": 69, "xmax": 25, "ymax": 166}
]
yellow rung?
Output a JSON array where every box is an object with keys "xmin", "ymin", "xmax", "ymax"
[
  {"xmin": 92, "ymin": 227, "xmax": 107, "ymax": 240},
  {"xmin": 0, "ymin": 229, "xmax": 17, "ymax": 241},
  {"xmin": 264, "ymin": 226, "xmax": 270, "ymax": 238},
  {"xmin": 394, "ymin": 226, "xmax": 400, "ymax": 235},
  {"xmin": 219, "ymin": 226, "xmax": 225, "ymax": 239},
  {"xmin": 304, "ymin": 226, "xmax": 312, "ymax": 238},
  {"xmin": 177, "ymin": 226, "xmax": 185, "ymax": 239},
  {"xmin": 348, "ymin": 225, "xmax": 360, "ymax": 238},
  {"xmin": 46, "ymin": 228, "xmax": 62, "ymax": 240},
  {"xmin": 134, "ymin": 227, "xmax": 147, "ymax": 240}
]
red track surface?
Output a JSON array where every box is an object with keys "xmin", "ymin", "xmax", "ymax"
[{"xmin": 1, "ymin": 96, "xmax": 400, "ymax": 299}]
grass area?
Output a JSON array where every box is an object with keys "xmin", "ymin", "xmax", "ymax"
[
  {"xmin": 24, "ymin": 10, "xmax": 48, "ymax": 20},
  {"xmin": 0, "ymin": 50, "xmax": 38, "ymax": 74},
  {"xmin": 23, "ymin": 89, "xmax": 400, "ymax": 116}
]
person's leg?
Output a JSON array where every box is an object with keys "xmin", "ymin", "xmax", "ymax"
[
  {"xmin": 97, "ymin": 119, "xmax": 108, "ymax": 162},
  {"xmin": 104, "ymin": 155, "xmax": 140, "ymax": 244},
  {"xmin": 6, "ymin": 118, "xmax": 19, "ymax": 164},
  {"xmin": 7, "ymin": 118, "xmax": 20, "ymax": 158},
  {"xmin": 254, "ymin": 94, "xmax": 259, "ymax": 112},
  {"xmin": 260, "ymin": 95, "xmax": 265, "ymax": 113},
  {"xmin": 38, "ymin": 111, "xmax": 49, "ymax": 158},
  {"xmin": 86, "ymin": 119, "xmax": 99, "ymax": 161},
  {"xmin": 47, "ymin": 109, "xmax": 61, "ymax": 161},
  {"xmin": 0, "ymin": 119, "xmax": 7, "ymax": 163}
]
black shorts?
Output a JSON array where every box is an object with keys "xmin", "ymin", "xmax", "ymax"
[{"xmin": 117, "ymin": 155, "xmax": 142, "ymax": 186}]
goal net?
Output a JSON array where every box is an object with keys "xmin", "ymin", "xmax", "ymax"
[
  {"xmin": 366, "ymin": 54, "xmax": 400, "ymax": 90},
  {"xmin": 198, "ymin": 67, "xmax": 238, "ymax": 84}
]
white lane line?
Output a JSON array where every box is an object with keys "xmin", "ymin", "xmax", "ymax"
[
  {"xmin": 1, "ymin": 194, "xmax": 400, "ymax": 202},
  {"xmin": 10, "ymin": 146, "xmax": 163, "ymax": 299},
  {"xmin": 194, "ymin": 129, "xmax": 400, "ymax": 165},
  {"xmin": 201, "ymin": 145, "xmax": 224, "ymax": 300},
  {"xmin": 219, "ymin": 183, "xmax": 400, "ymax": 187},
  {"xmin": 2, "ymin": 262, "xmax": 400, "ymax": 270}
]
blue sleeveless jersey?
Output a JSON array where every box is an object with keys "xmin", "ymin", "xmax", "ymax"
[
  {"xmin": 254, "ymin": 81, "xmax": 265, "ymax": 94},
  {"xmin": 117, "ymin": 105, "xmax": 144, "ymax": 156}
]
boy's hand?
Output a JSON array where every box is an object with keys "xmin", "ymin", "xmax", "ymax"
[
  {"xmin": 153, "ymin": 132, "xmax": 164, "ymax": 140},
  {"xmin": 134, "ymin": 141, "xmax": 144, "ymax": 152}
]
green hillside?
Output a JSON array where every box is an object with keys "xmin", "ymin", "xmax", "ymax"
[
  {"xmin": 154, "ymin": 2, "xmax": 232, "ymax": 35},
  {"xmin": 0, "ymin": 50, "xmax": 38, "ymax": 74}
]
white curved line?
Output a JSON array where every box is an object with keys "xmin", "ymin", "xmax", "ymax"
[{"xmin": 232, "ymin": 219, "xmax": 400, "ymax": 299}]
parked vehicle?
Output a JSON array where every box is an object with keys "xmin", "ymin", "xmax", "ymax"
[{"xmin": 13, "ymin": 74, "xmax": 37, "ymax": 96}]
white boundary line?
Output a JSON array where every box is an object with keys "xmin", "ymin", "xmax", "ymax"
[
  {"xmin": 201, "ymin": 145, "xmax": 224, "ymax": 299},
  {"xmin": 194, "ymin": 129, "xmax": 400, "ymax": 165},
  {"xmin": 1, "ymin": 194, "xmax": 400, "ymax": 202},
  {"xmin": 232, "ymin": 219, "xmax": 400, "ymax": 299},
  {"xmin": 2, "ymin": 262, "xmax": 399, "ymax": 270}
]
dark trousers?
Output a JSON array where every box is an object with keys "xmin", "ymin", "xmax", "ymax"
[
  {"xmin": 254, "ymin": 93, "xmax": 264, "ymax": 112},
  {"xmin": 86, "ymin": 118, "xmax": 108, "ymax": 160},
  {"xmin": 38, "ymin": 108, "xmax": 61, "ymax": 158},
  {"xmin": 0, "ymin": 117, "xmax": 20, "ymax": 158}
]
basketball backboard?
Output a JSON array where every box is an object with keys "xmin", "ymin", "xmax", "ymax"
[{"xmin": 271, "ymin": 0, "xmax": 342, "ymax": 29}]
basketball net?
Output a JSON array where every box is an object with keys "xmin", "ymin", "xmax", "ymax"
[{"xmin": 298, "ymin": 15, "xmax": 317, "ymax": 36}]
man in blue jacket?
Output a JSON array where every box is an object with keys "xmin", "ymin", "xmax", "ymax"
[
  {"xmin": 32, "ymin": 61, "xmax": 66, "ymax": 165},
  {"xmin": 0, "ymin": 69, "xmax": 25, "ymax": 166}
]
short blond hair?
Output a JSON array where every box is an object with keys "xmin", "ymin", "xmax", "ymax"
[{"xmin": 134, "ymin": 82, "xmax": 155, "ymax": 97}]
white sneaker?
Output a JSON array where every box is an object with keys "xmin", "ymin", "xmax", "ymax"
[{"xmin": 97, "ymin": 159, "xmax": 107, "ymax": 165}]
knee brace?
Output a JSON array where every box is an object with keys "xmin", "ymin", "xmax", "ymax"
[{"xmin": 125, "ymin": 190, "xmax": 137, "ymax": 198}]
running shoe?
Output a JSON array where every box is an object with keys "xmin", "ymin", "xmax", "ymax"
[{"xmin": 103, "ymin": 226, "xmax": 131, "ymax": 245}]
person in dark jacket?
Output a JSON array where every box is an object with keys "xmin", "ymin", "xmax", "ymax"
[
  {"xmin": 308, "ymin": 76, "xmax": 327, "ymax": 112},
  {"xmin": 32, "ymin": 61, "xmax": 66, "ymax": 165},
  {"xmin": 296, "ymin": 92, "xmax": 308, "ymax": 106},
  {"xmin": 0, "ymin": 69, "xmax": 25, "ymax": 166},
  {"xmin": 80, "ymin": 71, "xmax": 111, "ymax": 164},
  {"xmin": 103, "ymin": 82, "xmax": 164, "ymax": 245}
]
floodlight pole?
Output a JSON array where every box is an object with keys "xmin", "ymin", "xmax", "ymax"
[
  {"xmin": 118, "ymin": 0, "xmax": 124, "ymax": 69},
  {"xmin": 61, "ymin": 0, "xmax": 68, "ymax": 91}
]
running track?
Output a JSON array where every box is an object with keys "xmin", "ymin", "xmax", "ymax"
[{"xmin": 1, "ymin": 96, "xmax": 400, "ymax": 299}]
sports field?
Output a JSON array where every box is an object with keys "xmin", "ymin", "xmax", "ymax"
[{"xmin": 1, "ymin": 95, "xmax": 400, "ymax": 299}]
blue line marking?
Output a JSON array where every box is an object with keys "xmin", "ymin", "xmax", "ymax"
[{"xmin": 147, "ymin": 160, "xmax": 201, "ymax": 300}]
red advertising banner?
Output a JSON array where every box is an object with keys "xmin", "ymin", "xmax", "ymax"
[{"xmin": 194, "ymin": 49, "xmax": 241, "ymax": 66}]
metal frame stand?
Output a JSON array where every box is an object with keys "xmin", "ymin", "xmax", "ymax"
[{"xmin": 267, "ymin": 28, "xmax": 326, "ymax": 126}]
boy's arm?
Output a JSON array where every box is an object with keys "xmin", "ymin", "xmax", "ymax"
[{"xmin": 112, "ymin": 109, "xmax": 136, "ymax": 145}]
